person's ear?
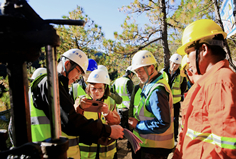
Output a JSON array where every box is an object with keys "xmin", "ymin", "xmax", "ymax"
[
  {"xmin": 151, "ymin": 65, "xmax": 154, "ymax": 72},
  {"xmin": 64, "ymin": 60, "xmax": 71, "ymax": 70},
  {"xmin": 201, "ymin": 44, "xmax": 209, "ymax": 57}
]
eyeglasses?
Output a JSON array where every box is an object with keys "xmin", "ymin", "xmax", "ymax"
[
  {"xmin": 134, "ymin": 66, "xmax": 150, "ymax": 74},
  {"xmin": 75, "ymin": 67, "xmax": 81, "ymax": 74},
  {"xmin": 90, "ymin": 87, "xmax": 104, "ymax": 92}
]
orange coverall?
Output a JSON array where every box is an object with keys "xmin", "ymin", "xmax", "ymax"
[{"xmin": 173, "ymin": 60, "xmax": 236, "ymax": 159}]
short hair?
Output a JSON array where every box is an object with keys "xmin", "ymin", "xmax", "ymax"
[{"xmin": 59, "ymin": 57, "xmax": 84, "ymax": 74}]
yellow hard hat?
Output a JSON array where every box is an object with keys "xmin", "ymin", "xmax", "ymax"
[
  {"xmin": 180, "ymin": 55, "xmax": 189, "ymax": 77},
  {"xmin": 177, "ymin": 19, "xmax": 227, "ymax": 55}
]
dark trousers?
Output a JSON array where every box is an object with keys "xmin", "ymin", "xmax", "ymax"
[
  {"xmin": 132, "ymin": 147, "xmax": 172, "ymax": 159},
  {"xmin": 174, "ymin": 102, "xmax": 181, "ymax": 142},
  {"xmin": 118, "ymin": 108, "xmax": 129, "ymax": 129}
]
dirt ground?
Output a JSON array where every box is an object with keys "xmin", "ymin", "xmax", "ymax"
[{"xmin": 117, "ymin": 138, "xmax": 174, "ymax": 159}]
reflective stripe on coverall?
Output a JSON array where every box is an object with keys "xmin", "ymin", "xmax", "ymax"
[{"xmin": 174, "ymin": 60, "xmax": 236, "ymax": 159}]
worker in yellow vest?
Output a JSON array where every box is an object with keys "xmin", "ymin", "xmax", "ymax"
[
  {"xmin": 74, "ymin": 69, "xmax": 121, "ymax": 159},
  {"xmin": 70, "ymin": 63, "xmax": 122, "ymax": 106},
  {"xmin": 161, "ymin": 53, "xmax": 187, "ymax": 142},
  {"xmin": 128, "ymin": 50, "xmax": 174, "ymax": 159},
  {"xmin": 113, "ymin": 66, "xmax": 134, "ymax": 129},
  {"xmin": 30, "ymin": 49, "xmax": 124, "ymax": 158}
]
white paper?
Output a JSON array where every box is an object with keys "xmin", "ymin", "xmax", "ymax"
[{"xmin": 123, "ymin": 128, "xmax": 143, "ymax": 153}]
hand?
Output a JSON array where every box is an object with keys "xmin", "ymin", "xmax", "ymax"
[
  {"xmin": 74, "ymin": 97, "xmax": 93, "ymax": 111},
  {"xmin": 109, "ymin": 125, "xmax": 124, "ymax": 139},
  {"xmin": 128, "ymin": 117, "xmax": 139, "ymax": 129},
  {"xmin": 99, "ymin": 103, "xmax": 109, "ymax": 115},
  {"xmin": 74, "ymin": 98, "xmax": 81, "ymax": 110}
]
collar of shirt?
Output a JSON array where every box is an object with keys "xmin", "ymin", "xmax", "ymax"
[
  {"xmin": 196, "ymin": 59, "xmax": 229, "ymax": 87},
  {"xmin": 58, "ymin": 73, "xmax": 69, "ymax": 91}
]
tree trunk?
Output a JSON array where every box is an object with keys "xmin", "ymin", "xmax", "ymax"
[
  {"xmin": 160, "ymin": 0, "xmax": 170, "ymax": 68},
  {"xmin": 213, "ymin": 0, "xmax": 236, "ymax": 71}
]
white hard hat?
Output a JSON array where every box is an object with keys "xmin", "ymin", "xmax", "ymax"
[
  {"xmin": 126, "ymin": 66, "xmax": 132, "ymax": 71},
  {"xmin": 169, "ymin": 53, "xmax": 182, "ymax": 64},
  {"xmin": 97, "ymin": 65, "xmax": 108, "ymax": 73},
  {"xmin": 131, "ymin": 50, "xmax": 157, "ymax": 71},
  {"xmin": 126, "ymin": 66, "xmax": 134, "ymax": 73},
  {"xmin": 62, "ymin": 49, "xmax": 88, "ymax": 74},
  {"xmin": 87, "ymin": 69, "xmax": 110, "ymax": 85},
  {"xmin": 31, "ymin": 68, "xmax": 47, "ymax": 80}
]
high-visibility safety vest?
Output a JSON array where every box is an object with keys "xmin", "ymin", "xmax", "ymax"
[
  {"xmin": 132, "ymin": 88, "xmax": 142, "ymax": 117},
  {"xmin": 78, "ymin": 94, "xmax": 116, "ymax": 159},
  {"xmin": 113, "ymin": 77, "xmax": 130, "ymax": 109},
  {"xmin": 133, "ymin": 77, "xmax": 175, "ymax": 149},
  {"xmin": 72, "ymin": 83, "xmax": 86, "ymax": 100},
  {"xmin": 30, "ymin": 74, "xmax": 80, "ymax": 158},
  {"xmin": 162, "ymin": 71, "xmax": 183, "ymax": 104}
]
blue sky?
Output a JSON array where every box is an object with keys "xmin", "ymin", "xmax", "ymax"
[
  {"xmin": 0, "ymin": 0, "xmax": 181, "ymax": 40},
  {"xmin": 26, "ymin": 0, "xmax": 142, "ymax": 40}
]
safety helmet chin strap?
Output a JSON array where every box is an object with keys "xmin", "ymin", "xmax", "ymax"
[
  {"xmin": 144, "ymin": 65, "xmax": 155, "ymax": 85},
  {"xmin": 194, "ymin": 41, "xmax": 202, "ymax": 75},
  {"xmin": 141, "ymin": 65, "xmax": 155, "ymax": 92},
  {"xmin": 61, "ymin": 57, "xmax": 77, "ymax": 78}
]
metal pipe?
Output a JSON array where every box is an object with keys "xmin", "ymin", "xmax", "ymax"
[
  {"xmin": 45, "ymin": 45, "xmax": 61, "ymax": 140},
  {"xmin": 8, "ymin": 61, "xmax": 31, "ymax": 146}
]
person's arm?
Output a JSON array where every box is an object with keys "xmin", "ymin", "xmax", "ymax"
[
  {"xmin": 32, "ymin": 77, "xmax": 111, "ymax": 144},
  {"xmin": 129, "ymin": 85, "xmax": 139, "ymax": 118},
  {"xmin": 105, "ymin": 106, "xmax": 120, "ymax": 125},
  {"xmin": 135, "ymin": 87, "xmax": 171, "ymax": 134},
  {"xmin": 207, "ymin": 79, "xmax": 236, "ymax": 158},
  {"xmin": 68, "ymin": 86, "xmax": 75, "ymax": 102},
  {"xmin": 109, "ymin": 90, "xmax": 122, "ymax": 104},
  {"xmin": 126, "ymin": 80, "xmax": 134, "ymax": 101}
]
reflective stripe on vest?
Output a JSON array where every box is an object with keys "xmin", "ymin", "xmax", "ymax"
[
  {"xmin": 133, "ymin": 78, "xmax": 174, "ymax": 149},
  {"xmin": 114, "ymin": 77, "xmax": 130, "ymax": 109},
  {"xmin": 79, "ymin": 95, "xmax": 116, "ymax": 158},
  {"xmin": 162, "ymin": 71, "xmax": 183, "ymax": 104},
  {"xmin": 31, "ymin": 115, "xmax": 79, "ymax": 147},
  {"xmin": 186, "ymin": 128, "xmax": 236, "ymax": 150},
  {"xmin": 79, "ymin": 142, "xmax": 116, "ymax": 153},
  {"xmin": 29, "ymin": 76, "xmax": 80, "ymax": 158}
]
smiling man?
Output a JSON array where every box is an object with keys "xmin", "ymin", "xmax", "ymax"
[{"xmin": 173, "ymin": 19, "xmax": 236, "ymax": 159}]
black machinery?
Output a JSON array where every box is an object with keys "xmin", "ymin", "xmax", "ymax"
[{"xmin": 0, "ymin": 0, "xmax": 84, "ymax": 158}]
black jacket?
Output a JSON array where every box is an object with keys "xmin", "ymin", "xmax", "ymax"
[
  {"xmin": 31, "ymin": 73, "xmax": 111, "ymax": 145},
  {"xmin": 162, "ymin": 67, "xmax": 187, "ymax": 96}
]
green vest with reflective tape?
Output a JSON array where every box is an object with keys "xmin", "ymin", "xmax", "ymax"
[
  {"xmin": 30, "ymin": 74, "xmax": 80, "ymax": 158},
  {"xmin": 72, "ymin": 83, "xmax": 86, "ymax": 100},
  {"xmin": 133, "ymin": 78, "xmax": 174, "ymax": 149},
  {"xmin": 114, "ymin": 77, "xmax": 130, "ymax": 109},
  {"xmin": 78, "ymin": 94, "xmax": 116, "ymax": 159},
  {"xmin": 133, "ymin": 88, "xmax": 142, "ymax": 117},
  {"xmin": 162, "ymin": 71, "xmax": 183, "ymax": 104}
]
